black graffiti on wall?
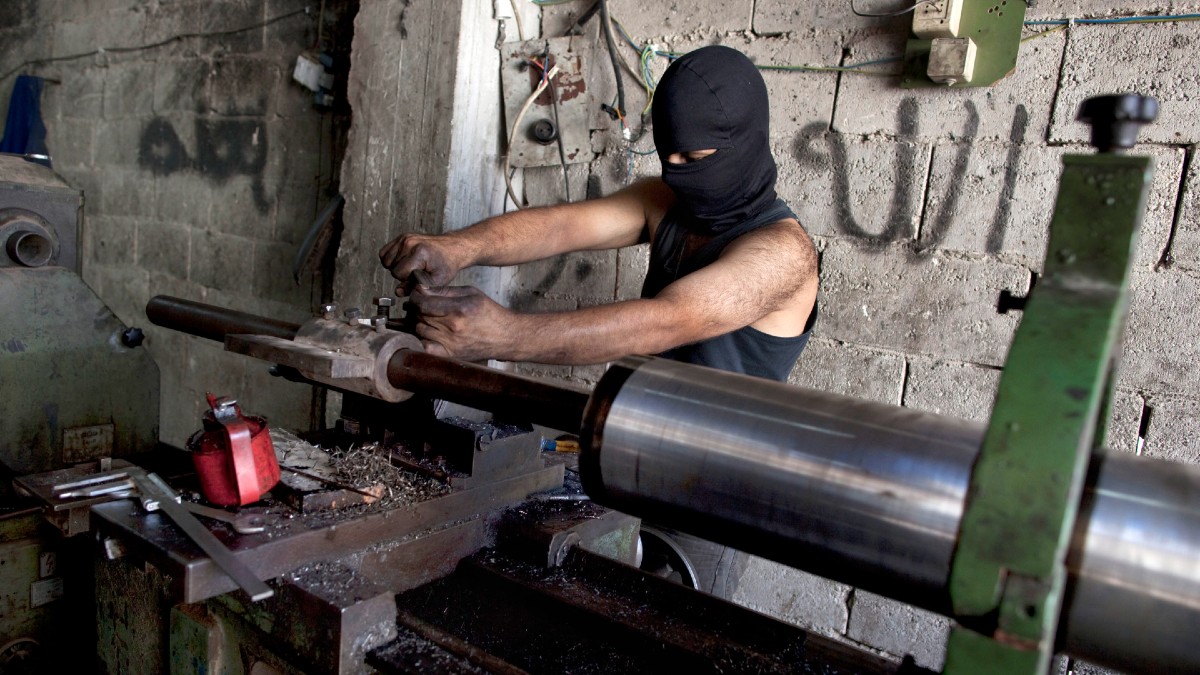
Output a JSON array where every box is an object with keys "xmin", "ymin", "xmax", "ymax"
[
  {"xmin": 138, "ymin": 117, "xmax": 271, "ymax": 213},
  {"xmin": 793, "ymin": 97, "xmax": 1029, "ymax": 253}
]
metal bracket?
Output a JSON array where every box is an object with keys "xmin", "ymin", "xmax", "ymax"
[{"xmin": 944, "ymin": 99, "xmax": 1156, "ymax": 673}]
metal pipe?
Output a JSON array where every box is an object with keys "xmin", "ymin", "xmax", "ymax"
[
  {"xmin": 387, "ymin": 351, "xmax": 589, "ymax": 434},
  {"xmin": 147, "ymin": 295, "xmax": 302, "ymax": 343},
  {"xmin": 580, "ymin": 357, "xmax": 1200, "ymax": 674},
  {"xmin": 146, "ymin": 296, "xmax": 588, "ymax": 433}
]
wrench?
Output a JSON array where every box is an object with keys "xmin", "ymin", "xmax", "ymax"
[{"xmin": 181, "ymin": 502, "xmax": 275, "ymax": 535}]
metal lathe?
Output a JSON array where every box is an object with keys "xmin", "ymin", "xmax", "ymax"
[{"xmin": 2, "ymin": 97, "xmax": 1197, "ymax": 674}]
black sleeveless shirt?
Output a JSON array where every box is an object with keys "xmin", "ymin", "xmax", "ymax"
[{"xmin": 640, "ymin": 198, "xmax": 816, "ymax": 381}]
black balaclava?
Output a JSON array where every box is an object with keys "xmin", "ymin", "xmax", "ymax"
[{"xmin": 652, "ymin": 45, "xmax": 777, "ymax": 234}]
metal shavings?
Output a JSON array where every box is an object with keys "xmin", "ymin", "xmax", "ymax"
[{"xmin": 270, "ymin": 428, "xmax": 448, "ymax": 509}]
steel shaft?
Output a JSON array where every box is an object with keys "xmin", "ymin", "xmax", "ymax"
[
  {"xmin": 146, "ymin": 295, "xmax": 589, "ymax": 433},
  {"xmin": 579, "ymin": 358, "xmax": 1200, "ymax": 674}
]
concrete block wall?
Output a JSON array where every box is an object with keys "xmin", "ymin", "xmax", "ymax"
[
  {"xmin": 1, "ymin": 0, "xmax": 344, "ymax": 445},
  {"xmin": 488, "ymin": 1, "xmax": 1200, "ymax": 671}
]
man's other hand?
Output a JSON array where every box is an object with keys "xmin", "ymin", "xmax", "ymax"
[
  {"xmin": 378, "ymin": 233, "xmax": 466, "ymax": 296},
  {"xmin": 409, "ymin": 284, "xmax": 517, "ymax": 362}
]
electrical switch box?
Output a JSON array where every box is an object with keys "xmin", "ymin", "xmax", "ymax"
[
  {"xmin": 927, "ymin": 37, "xmax": 978, "ymax": 85},
  {"xmin": 501, "ymin": 37, "xmax": 594, "ymax": 169},
  {"xmin": 913, "ymin": 0, "xmax": 965, "ymax": 38}
]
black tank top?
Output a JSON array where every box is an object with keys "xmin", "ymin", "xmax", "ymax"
[{"xmin": 640, "ymin": 198, "xmax": 816, "ymax": 381}]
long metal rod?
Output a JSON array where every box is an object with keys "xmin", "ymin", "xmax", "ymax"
[
  {"xmin": 146, "ymin": 296, "xmax": 590, "ymax": 433},
  {"xmin": 579, "ymin": 358, "xmax": 1200, "ymax": 675}
]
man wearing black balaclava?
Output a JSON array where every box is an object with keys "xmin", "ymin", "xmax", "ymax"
[{"xmin": 379, "ymin": 45, "xmax": 817, "ymax": 381}]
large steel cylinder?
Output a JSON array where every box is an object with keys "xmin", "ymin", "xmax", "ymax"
[{"xmin": 580, "ymin": 357, "xmax": 1200, "ymax": 674}]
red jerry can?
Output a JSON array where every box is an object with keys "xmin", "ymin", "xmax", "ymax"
[{"xmin": 187, "ymin": 393, "xmax": 280, "ymax": 507}]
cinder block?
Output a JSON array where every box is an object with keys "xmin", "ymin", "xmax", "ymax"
[
  {"xmin": 540, "ymin": 2, "xmax": 601, "ymax": 40},
  {"xmin": 1119, "ymin": 268, "xmax": 1200, "ymax": 396},
  {"xmin": 95, "ymin": 168, "xmax": 156, "ymax": 218},
  {"xmin": 209, "ymin": 176, "xmax": 275, "ymax": 238},
  {"xmin": 189, "ymin": 229, "xmax": 256, "ymax": 292},
  {"xmin": 1105, "ymin": 388, "xmax": 1144, "ymax": 456},
  {"xmin": 44, "ymin": 118, "xmax": 95, "ymax": 169},
  {"xmin": 265, "ymin": 0, "xmax": 320, "ymax": 52},
  {"xmin": 1052, "ymin": 20, "xmax": 1200, "ymax": 145},
  {"xmin": 754, "ymin": 0, "xmax": 899, "ymax": 35},
  {"xmin": 920, "ymin": 144, "xmax": 1181, "ymax": 270},
  {"xmin": 185, "ymin": 338, "xmax": 247, "ymax": 409},
  {"xmin": 102, "ymin": 61, "xmax": 157, "ymax": 119},
  {"xmin": 846, "ymin": 590, "xmax": 950, "ymax": 671},
  {"xmin": 137, "ymin": 220, "xmax": 191, "ymax": 277},
  {"xmin": 93, "ymin": 117, "xmax": 148, "ymax": 170},
  {"xmin": 818, "ymin": 239, "xmax": 1029, "ymax": 366},
  {"xmin": 253, "ymin": 239, "xmax": 310, "ymax": 306},
  {"xmin": 1141, "ymin": 395, "xmax": 1200, "ymax": 464},
  {"xmin": 52, "ymin": 69, "xmax": 105, "ymax": 121},
  {"xmin": 605, "ymin": 0, "xmax": 752, "ymax": 40},
  {"xmin": 239, "ymin": 368, "xmax": 314, "ymax": 433},
  {"xmin": 834, "ymin": 30, "xmax": 1064, "ymax": 142},
  {"xmin": 136, "ymin": 113, "xmax": 197, "ymax": 178},
  {"xmin": 141, "ymin": 0, "xmax": 265, "ymax": 55},
  {"xmin": 273, "ymin": 182, "xmax": 323, "ymax": 245},
  {"xmin": 522, "ymin": 162, "xmax": 590, "ymax": 208},
  {"xmin": 513, "ymin": 361, "xmax": 576, "ymax": 385},
  {"xmin": 88, "ymin": 264, "xmax": 150, "ymax": 330},
  {"xmin": 780, "ymin": 134, "xmax": 931, "ymax": 241},
  {"xmin": 209, "ymin": 58, "xmax": 276, "ymax": 116},
  {"xmin": 904, "ymin": 357, "xmax": 1000, "ymax": 423},
  {"xmin": 153, "ymin": 58, "xmax": 210, "ymax": 114},
  {"xmin": 1171, "ymin": 148, "xmax": 1200, "ymax": 270},
  {"xmin": 156, "ymin": 175, "xmax": 214, "ymax": 229},
  {"xmin": 615, "ymin": 244, "xmax": 649, "ymax": 301},
  {"xmin": 509, "ymin": 253, "xmax": 618, "ymax": 310},
  {"xmin": 0, "ymin": 0, "xmax": 36, "ymax": 29},
  {"xmin": 88, "ymin": 215, "xmax": 138, "ymax": 267},
  {"xmin": 788, "ymin": 336, "xmax": 905, "ymax": 405},
  {"xmin": 51, "ymin": 12, "xmax": 146, "ymax": 57},
  {"xmin": 730, "ymin": 556, "xmax": 851, "ymax": 639},
  {"xmin": 587, "ymin": 145, "xmax": 659, "ymax": 199}
]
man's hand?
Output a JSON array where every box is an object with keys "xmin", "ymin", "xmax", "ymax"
[
  {"xmin": 409, "ymin": 284, "xmax": 521, "ymax": 361},
  {"xmin": 378, "ymin": 234, "xmax": 469, "ymax": 296}
]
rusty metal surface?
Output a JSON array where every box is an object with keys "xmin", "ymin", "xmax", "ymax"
[
  {"xmin": 212, "ymin": 560, "xmax": 399, "ymax": 675},
  {"xmin": 388, "ymin": 352, "xmax": 589, "ymax": 433},
  {"xmin": 374, "ymin": 547, "xmax": 932, "ymax": 675},
  {"xmin": 146, "ymin": 295, "xmax": 302, "ymax": 343},
  {"xmin": 147, "ymin": 296, "xmax": 591, "ymax": 432},
  {"xmin": 90, "ymin": 463, "xmax": 564, "ymax": 604},
  {"xmin": 13, "ymin": 459, "xmax": 139, "ymax": 536}
]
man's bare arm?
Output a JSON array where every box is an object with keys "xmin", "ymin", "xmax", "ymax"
[
  {"xmin": 411, "ymin": 219, "xmax": 818, "ymax": 363},
  {"xmin": 379, "ymin": 179, "xmax": 672, "ymax": 291}
]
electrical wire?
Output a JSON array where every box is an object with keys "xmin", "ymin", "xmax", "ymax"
[
  {"xmin": 0, "ymin": 6, "xmax": 314, "ymax": 84},
  {"xmin": 598, "ymin": 0, "xmax": 627, "ymax": 124},
  {"xmin": 1026, "ymin": 13, "xmax": 1200, "ymax": 26},
  {"xmin": 851, "ymin": 0, "xmax": 936, "ymax": 18},
  {"xmin": 503, "ymin": 65, "xmax": 561, "ymax": 210},
  {"xmin": 508, "ymin": 0, "xmax": 527, "ymax": 41},
  {"xmin": 547, "ymin": 75, "xmax": 572, "ymax": 200}
]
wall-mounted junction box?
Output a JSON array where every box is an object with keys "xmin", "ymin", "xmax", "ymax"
[
  {"xmin": 501, "ymin": 37, "xmax": 594, "ymax": 169},
  {"xmin": 913, "ymin": 0, "xmax": 965, "ymax": 39},
  {"xmin": 903, "ymin": 0, "xmax": 1029, "ymax": 88}
]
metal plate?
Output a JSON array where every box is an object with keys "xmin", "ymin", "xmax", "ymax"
[{"xmin": 501, "ymin": 37, "xmax": 594, "ymax": 169}]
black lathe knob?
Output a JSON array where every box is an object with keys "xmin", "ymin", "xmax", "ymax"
[{"xmin": 1077, "ymin": 95, "xmax": 1158, "ymax": 152}]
